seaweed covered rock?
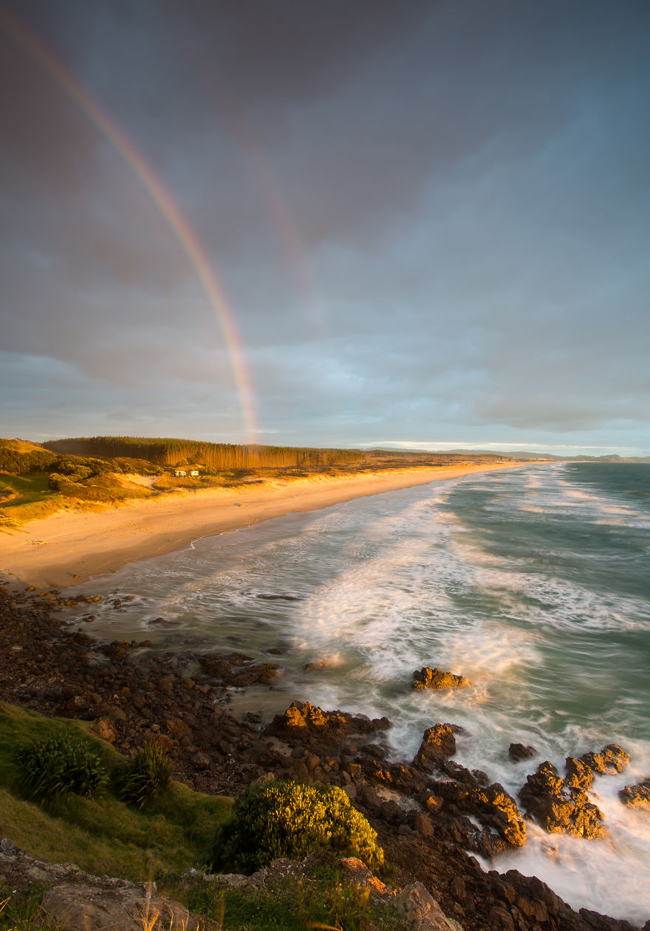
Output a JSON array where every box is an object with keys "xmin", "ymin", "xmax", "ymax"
[
  {"xmin": 210, "ymin": 779, "xmax": 384, "ymax": 874},
  {"xmin": 412, "ymin": 667, "xmax": 471, "ymax": 691}
]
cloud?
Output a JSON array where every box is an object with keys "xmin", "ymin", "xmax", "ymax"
[{"xmin": 1, "ymin": 0, "xmax": 649, "ymax": 450}]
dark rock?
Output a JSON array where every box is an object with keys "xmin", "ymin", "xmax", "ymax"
[
  {"xmin": 265, "ymin": 701, "xmax": 391, "ymax": 749},
  {"xmin": 412, "ymin": 666, "xmax": 471, "ymax": 691},
  {"xmin": 360, "ymin": 758, "xmax": 417, "ymax": 794},
  {"xmin": 256, "ymin": 593, "xmax": 301, "ymax": 601},
  {"xmin": 92, "ymin": 717, "xmax": 117, "ymax": 743},
  {"xmin": 304, "ymin": 659, "xmax": 333, "ymax": 672},
  {"xmin": 565, "ymin": 756, "xmax": 596, "ymax": 792},
  {"xmin": 578, "ymin": 907, "xmax": 638, "ymax": 931},
  {"xmin": 413, "ymin": 724, "xmax": 457, "ymax": 770},
  {"xmin": 472, "ymin": 830, "xmax": 510, "ymax": 860},
  {"xmin": 440, "ymin": 760, "xmax": 476, "ymax": 785},
  {"xmin": 435, "ymin": 774, "xmax": 526, "ymax": 849},
  {"xmin": 576, "ymin": 744, "xmax": 630, "ymax": 779},
  {"xmin": 619, "ymin": 780, "xmax": 650, "ymax": 808},
  {"xmin": 379, "ymin": 799, "xmax": 404, "ymax": 825},
  {"xmin": 508, "ymin": 742, "xmax": 537, "ymax": 762},
  {"xmin": 519, "ymin": 761, "xmax": 608, "ymax": 839},
  {"xmin": 359, "ymin": 785, "xmax": 384, "ymax": 814},
  {"xmin": 191, "ymin": 752, "xmax": 212, "ymax": 770},
  {"xmin": 409, "ymin": 811, "xmax": 435, "ymax": 838},
  {"xmin": 358, "ymin": 742, "xmax": 387, "ymax": 760}
]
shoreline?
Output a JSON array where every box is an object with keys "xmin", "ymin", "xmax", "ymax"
[
  {"xmin": 0, "ymin": 461, "xmax": 532, "ymax": 588},
  {"xmin": 0, "ymin": 582, "xmax": 641, "ymax": 930}
]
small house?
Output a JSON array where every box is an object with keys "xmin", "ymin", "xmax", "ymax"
[
  {"xmin": 190, "ymin": 470, "xmax": 200, "ymax": 477},
  {"xmin": 174, "ymin": 469, "xmax": 186, "ymax": 477}
]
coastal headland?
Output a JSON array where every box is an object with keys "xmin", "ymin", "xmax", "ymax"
[{"xmin": 0, "ymin": 460, "xmax": 529, "ymax": 589}]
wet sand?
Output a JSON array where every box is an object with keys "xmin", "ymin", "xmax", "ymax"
[{"xmin": 0, "ymin": 462, "xmax": 529, "ymax": 588}]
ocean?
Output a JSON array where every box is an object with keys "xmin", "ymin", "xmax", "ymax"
[{"xmin": 65, "ymin": 462, "xmax": 650, "ymax": 923}]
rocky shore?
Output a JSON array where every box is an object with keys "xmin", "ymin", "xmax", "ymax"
[{"xmin": 0, "ymin": 581, "xmax": 647, "ymax": 931}]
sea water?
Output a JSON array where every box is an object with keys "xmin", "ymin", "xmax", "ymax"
[{"xmin": 65, "ymin": 463, "xmax": 650, "ymax": 923}]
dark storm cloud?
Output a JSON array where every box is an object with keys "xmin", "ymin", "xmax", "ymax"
[{"xmin": 1, "ymin": 0, "xmax": 649, "ymax": 451}]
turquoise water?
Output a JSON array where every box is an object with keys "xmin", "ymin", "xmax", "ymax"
[{"xmin": 66, "ymin": 463, "xmax": 650, "ymax": 922}]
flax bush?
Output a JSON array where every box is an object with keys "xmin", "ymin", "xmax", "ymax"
[
  {"xmin": 16, "ymin": 735, "xmax": 108, "ymax": 803},
  {"xmin": 115, "ymin": 743, "xmax": 172, "ymax": 809},
  {"xmin": 210, "ymin": 780, "xmax": 384, "ymax": 874}
]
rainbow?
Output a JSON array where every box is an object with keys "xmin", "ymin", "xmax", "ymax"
[
  {"xmin": 0, "ymin": 8, "xmax": 258, "ymax": 443},
  {"xmin": 213, "ymin": 87, "xmax": 314, "ymax": 300}
]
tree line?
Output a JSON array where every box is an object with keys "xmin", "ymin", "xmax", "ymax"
[{"xmin": 43, "ymin": 436, "xmax": 367, "ymax": 470}]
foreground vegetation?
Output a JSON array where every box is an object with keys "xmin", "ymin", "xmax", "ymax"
[
  {"xmin": 211, "ymin": 780, "xmax": 384, "ymax": 874},
  {"xmin": 0, "ymin": 701, "xmax": 404, "ymax": 930},
  {"xmin": 173, "ymin": 852, "xmax": 405, "ymax": 931},
  {"xmin": 0, "ymin": 702, "xmax": 232, "ymax": 880}
]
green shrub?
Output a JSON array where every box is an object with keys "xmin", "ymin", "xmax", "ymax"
[
  {"xmin": 210, "ymin": 780, "xmax": 384, "ymax": 874},
  {"xmin": 115, "ymin": 743, "xmax": 172, "ymax": 809},
  {"xmin": 15, "ymin": 735, "xmax": 109, "ymax": 803}
]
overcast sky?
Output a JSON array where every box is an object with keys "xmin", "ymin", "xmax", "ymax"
[{"xmin": 1, "ymin": 0, "xmax": 649, "ymax": 455}]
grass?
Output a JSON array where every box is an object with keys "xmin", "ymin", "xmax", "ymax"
[
  {"xmin": 169, "ymin": 854, "xmax": 408, "ymax": 931},
  {"xmin": 0, "ymin": 702, "xmax": 232, "ymax": 881},
  {"xmin": 0, "ymin": 705, "xmax": 407, "ymax": 930},
  {"xmin": 0, "ymin": 472, "xmax": 152, "ymax": 530},
  {"xmin": 0, "ymin": 474, "xmax": 62, "ymax": 529},
  {"xmin": 0, "ymin": 883, "xmax": 62, "ymax": 931}
]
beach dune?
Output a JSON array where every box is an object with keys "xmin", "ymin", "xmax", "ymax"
[{"xmin": 0, "ymin": 462, "xmax": 526, "ymax": 589}]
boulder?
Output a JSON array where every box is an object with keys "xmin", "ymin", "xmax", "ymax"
[
  {"xmin": 266, "ymin": 701, "xmax": 391, "ymax": 748},
  {"xmin": 412, "ymin": 667, "xmax": 471, "ymax": 691},
  {"xmin": 395, "ymin": 881, "xmax": 459, "ymax": 931},
  {"xmin": 508, "ymin": 742, "xmax": 537, "ymax": 762},
  {"xmin": 304, "ymin": 659, "xmax": 333, "ymax": 672},
  {"xmin": 580, "ymin": 744, "xmax": 630, "ymax": 775},
  {"xmin": 413, "ymin": 724, "xmax": 457, "ymax": 770},
  {"xmin": 42, "ymin": 883, "xmax": 196, "ymax": 931},
  {"xmin": 433, "ymin": 770, "xmax": 526, "ymax": 849},
  {"xmin": 92, "ymin": 717, "xmax": 117, "ymax": 743},
  {"xmin": 564, "ymin": 756, "xmax": 595, "ymax": 792},
  {"xmin": 519, "ymin": 761, "xmax": 608, "ymax": 839},
  {"xmin": 201, "ymin": 652, "xmax": 281, "ymax": 687},
  {"xmin": 339, "ymin": 857, "xmax": 389, "ymax": 899},
  {"xmin": 619, "ymin": 780, "xmax": 650, "ymax": 808}
]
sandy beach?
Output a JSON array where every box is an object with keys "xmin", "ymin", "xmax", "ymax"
[{"xmin": 0, "ymin": 462, "xmax": 529, "ymax": 589}]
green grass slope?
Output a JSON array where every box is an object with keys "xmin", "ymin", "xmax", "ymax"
[{"xmin": 0, "ymin": 702, "xmax": 232, "ymax": 880}]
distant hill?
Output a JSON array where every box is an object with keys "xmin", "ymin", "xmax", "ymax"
[
  {"xmin": 373, "ymin": 447, "xmax": 650, "ymax": 463},
  {"xmin": 0, "ymin": 438, "xmax": 58, "ymax": 474}
]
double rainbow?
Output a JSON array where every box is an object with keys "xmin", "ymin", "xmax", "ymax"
[{"xmin": 0, "ymin": 8, "xmax": 258, "ymax": 442}]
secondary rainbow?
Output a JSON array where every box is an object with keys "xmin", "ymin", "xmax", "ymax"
[{"xmin": 0, "ymin": 8, "xmax": 258, "ymax": 444}]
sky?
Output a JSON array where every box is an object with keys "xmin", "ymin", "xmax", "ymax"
[{"xmin": 1, "ymin": 0, "xmax": 649, "ymax": 456}]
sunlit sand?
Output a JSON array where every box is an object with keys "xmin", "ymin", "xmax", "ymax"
[{"xmin": 0, "ymin": 462, "xmax": 527, "ymax": 588}]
